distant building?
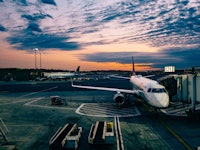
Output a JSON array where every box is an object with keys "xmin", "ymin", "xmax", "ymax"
[
  {"xmin": 0, "ymin": 68, "xmax": 42, "ymax": 81},
  {"xmin": 164, "ymin": 66, "xmax": 175, "ymax": 73}
]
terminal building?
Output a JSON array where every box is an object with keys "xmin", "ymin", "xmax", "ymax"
[{"xmin": 159, "ymin": 67, "xmax": 200, "ymax": 117}]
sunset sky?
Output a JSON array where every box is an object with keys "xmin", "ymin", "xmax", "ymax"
[{"xmin": 0, "ymin": 0, "xmax": 199, "ymax": 71}]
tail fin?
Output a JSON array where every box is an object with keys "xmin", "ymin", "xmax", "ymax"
[
  {"xmin": 132, "ymin": 56, "xmax": 136, "ymax": 75},
  {"xmin": 75, "ymin": 66, "xmax": 80, "ymax": 73}
]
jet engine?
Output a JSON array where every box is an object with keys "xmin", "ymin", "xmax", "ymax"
[{"xmin": 113, "ymin": 93, "xmax": 125, "ymax": 106}]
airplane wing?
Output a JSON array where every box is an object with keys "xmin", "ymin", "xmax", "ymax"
[
  {"xmin": 110, "ymin": 75, "xmax": 130, "ymax": 80},
  {"xmin": 71, "ymin": 82, "xmax": 139, "ymax": 94},
  {"xmin": 111, "ymin": 74, "xmax": 155, "ymax": 79},
  {"xmin": 143, "ymin": 75, "xmax": 155, "ymax": 78}
]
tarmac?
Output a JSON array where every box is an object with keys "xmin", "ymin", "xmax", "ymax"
[{"xmin": 0, "ymin": 80, "xmax": 200, "ymax": 150}]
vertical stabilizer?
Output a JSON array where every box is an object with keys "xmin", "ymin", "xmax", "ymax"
[
  {"xmin": 132, "ymin": 56, "xmax": 136, "ymax": 75},
  {"xmin": 76, "ymin": 66, "xmax": 80, "ymax": 73}
]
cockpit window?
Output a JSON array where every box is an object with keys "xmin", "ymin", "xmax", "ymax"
[
  {"xmin": 151, "ymin": 88, "xmax": 166, "ymax": 93},
  {"xmin": 147, "ymin": 88, "xmax": 152, "ymax": 92}
]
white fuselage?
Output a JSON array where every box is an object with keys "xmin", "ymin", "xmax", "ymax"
[
  {"xmin": 72, "ymin": 74, "xmax": 169, "ymax": 108},
  {"xmin": 130, "ymin": 75, "xmax": 169, "ymax": 108},
  {"xmin": 48, "ymin": 72, "xmax": 76, "ymax": 79}
]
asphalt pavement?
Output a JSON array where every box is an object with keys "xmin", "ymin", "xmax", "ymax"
[{"xmin": 0, "ymin": 80, "xmax": 199, "ymax": 150}]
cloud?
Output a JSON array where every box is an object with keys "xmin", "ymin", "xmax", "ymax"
[
  {"xmin": 13, "ymin": 0, "xmax": 27, "ymax": 6},
  {"xmin": 62, "ymin": 0, "xmax": 199, "ymax": 49},
  {"xmin": 160, "ymin": 46, "xmax": 200, "ymax": 68},
  {"xmin": 40, "ymin": 0, "xmax": 56, "ymax": 6},
  {"xmin": 21, "ymin": 13, "xmax": 53, "ymax": 33},
  {"xmin": 136, "ymin": 1, "xmax": 200, "ymax": 47},
  {"xmin": 7, "ymin": 30, "xmax": 81, "ymax": 50},
  {"xmin": 84, "ymin": 13, "xmax": 96, "ymax": 23},
  {"xmin": 21, "ymin": 13, "xmax": 52, "ymax": 22},
  {"xmin": 1, "ymin": 0, "xmax": 200, "ymax": 58},
  {"xmin": 0, "ymin": 24, "xmax": 7, "ymax": 32},
  {"xmin": 78, "ymin": 46, "xmax": 200, "ymax": 69},
  {"xmin": 0, "ymin": 1, "xmax": 80, "ymax": 51},
  {"xmin": 89, "ymin": 0, "xmax": 200, "ymax": 47},
  {"xmin": 26, "ymin": 23, "xmax": 42, "ymax": 32},
  {"xmin": 78, "ymin": 52, "xmax": 165, "ymax": 64}
]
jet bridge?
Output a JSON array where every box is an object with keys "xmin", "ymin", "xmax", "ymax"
[
  {"xmin": 173, "ymin": 74, "xmax": 200, "ymax": 104},
  {"xmin": 159, "ymin": 73, "xmax": 200, "ymax": 103},
  {"xmin": 159, "ymin": 72, "xmax": 200, "ymax": 118}
]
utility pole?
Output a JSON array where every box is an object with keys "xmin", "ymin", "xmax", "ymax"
[
  {"xmin": 33, "ymin": 48, "xmax": 38, "ymax": 69},
  {"xmin": 39, "ymin": 51, "xmax": 42, "ymax": 70}
]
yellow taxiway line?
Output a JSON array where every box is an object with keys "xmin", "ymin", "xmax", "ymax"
[{"xmin": 143, "ymin": 102, "xmax": 193, "ymax": 150}]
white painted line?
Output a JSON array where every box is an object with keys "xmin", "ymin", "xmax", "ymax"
[
  {"xmin": 75, "ymin": 103, "xmax": 85, "ymax": 115},
  {"xmin": 0, "ymin": 86, "xmax": 58, "ymax": 105},
  {"xmin": 24, "ymin": 97, "xmax": 75, "ymax": 110},
  {"xmin": 25, "ymin": 104, "xmax": 75, "ymax": 110},
  {"xmin": 115, "ymin": 116, "xmax": 124, "ymax": 150},
  {"xmin": 160, "ymin": 109, "xmax": 187, "ymax": 117},
  {"xmin": 75, "ymin": 103, "xmax": 141, "ymax": 117},
  {"xmin": 114, "ymin": 117, "xmax": 120, "ymax": 149},
  {"xmin": 24, "ymin": 97, "xmax": 43, "ymax": 106},
  {"xmin": 0, "ymin": 98, "xmax": 34, "ymax": 105}
]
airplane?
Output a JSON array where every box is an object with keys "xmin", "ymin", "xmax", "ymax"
[
  {"xmin": 48, "ymin": 66, "xmax": 80, "ymax": 80},
  {"xmin": 72, "ymin": 58, "xmax": 169, "ymax": 108}
]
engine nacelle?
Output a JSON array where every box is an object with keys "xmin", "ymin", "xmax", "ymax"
[{"xmin": 113, "ymin": 93, "xmax": 125, "ymax": 106}]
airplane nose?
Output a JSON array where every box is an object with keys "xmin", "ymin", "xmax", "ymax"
[
  {"xmin": 153, "ymin": 93, "xmax": 169, "ymax": 108},
  {"xmin": 162, "ymin": 96, "xmax": 169, "ymax": 108},
  {"xmin": 160, "ymin": 94, "xmax": 169, "ymax": 108}
]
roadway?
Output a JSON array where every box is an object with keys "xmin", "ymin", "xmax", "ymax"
[{"xmin": 0, "ymin": 80, "xmax": 200, "ymax": 150}]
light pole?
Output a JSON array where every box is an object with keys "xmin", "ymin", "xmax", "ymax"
[
  {"xmin": 33, "ymin": 48, "xmax": 38, "ymax": 69},
  {"xmin": 39, "ymin": 51, "xmax": 42, "ymax": 70}
]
